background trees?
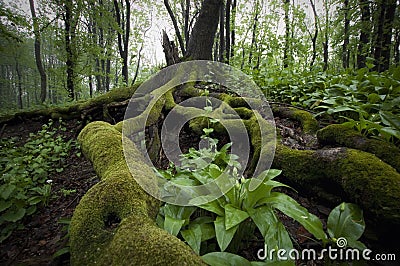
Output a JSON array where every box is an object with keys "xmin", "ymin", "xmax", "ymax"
[{"xmin": 0, "ymin": 0, "xmax": 399, "ymax": 112}]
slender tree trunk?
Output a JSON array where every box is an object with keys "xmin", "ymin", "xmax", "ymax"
[
  {"xmin": 357, "ymin": 0, "xmax": 371, "ymax": 69},
  {"xmin": 29, "ymin": 0, "xmax": 47, "ymax": 103},
  {"xmin": 164, "ymin": 0, "xmax": 186, "ymax": 55},
  {"xmin": 65, "ymin": 0, "xmax": 75, "ymax": 100},
  {"xmin": 89, "ymin": 75, "xmax": 93, "ymax": 98},
  {"xmin": 283, "ymin": 0, "xmax": 290, "ymax": 68},
  {"xmin": 249, "ymin": 0, "xmax": 260, "ymax": 66},
  {"xmin": 342, "ymin": 0, "xmax": 350, "ymax": 68},
  {"xmin": 15, "ymin": 61, "xmax": 23, "ymax": 109},
  {"xmin": 394, "ymin": 28, "xmax": 400, "ymax": 65},
  {"xmin": 380, "ymin": 0, "xmax": 397, "ymax": 71},
  {"xmin": 309, "ymin": 0, "xmax": 318, "ymax": 69},
  {"xmin": 185, "ymin": 0, "xmax": 223, "ymax": 60},
  {"xmin": 225, "ymin": 0, "xmax": 231, "ymax": 64},
  {"xmin": 114, "ymin": 0, "xmax": 130, "ymax": 84},
  {"xmin": 323, "ymin": 0, "xmax": 329, "ymax": 71},
  {"xmin": 231, "ymin": 0, "xmax": 237, "ymax": 58},
  {"xmin": 218, "ymin": 4, "xmax": 225, "ymax": 62},
  {"xmin": 184, "ymin": 0, "xmax": 190, "ymax": 47}
]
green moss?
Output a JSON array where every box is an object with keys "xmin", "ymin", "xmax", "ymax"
[
  {"xmin": 317, "ymin": 124, "xmax": 400, "ymax": 172},
  {"xmin": 272, "ymin": 144, "xmax": 400, "ymax": 232},
  {"xmin": 71, "ymin": 121, "xmax": 203, "ymax": 265},
  {"xmin": 272, "ymin": 107, "xmax": 319, "ymax": 134},
  {"xmin": 164, "ymin": 89, "xmax": 176, "ymax": 110}
]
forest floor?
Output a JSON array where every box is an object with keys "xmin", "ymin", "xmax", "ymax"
[{"xmin": 0, "ymin": 114, "xmax": 389, "ymax": 265}]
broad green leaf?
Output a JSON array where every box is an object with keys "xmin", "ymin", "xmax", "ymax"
[
  {"xmin": 3, "ymin": 207, "xmax": 26, "ymax": 222},
  {"xmin": 263, "ymin": 192, "xmax": 327, "ymax": 241},
  {"xmin": 1, "ymin": 184, "xmax": 16, "ymax": 200},
  {"xmin": 380, "ymin": 127, "xmax": 400, "ymax": 139},
  {"xmin": 0, "ymin": 200, "xmax": 12, "ymax": 212},
  {"xmin": 181, "ymin": 224, "xmax": 202, "ymax": 254},
  {"xmin": 215, "ymin": 216, "xmax": 239, "ymax": 251},
  {"xmin": 164, "ymin": 215, "xmax": 185, "ymax": 236},
  {"xmin": 327, "ymin": 202, "xmax": 365, "ymax": 242},
  {"xmin": 192, "ymin": 199, "xmax": 224, "ymax": 216},
  {"xmin": 202, "ymin": 252, "xmax": 251, "ymax": 266},
  {"xmin": 248, "ymin": 206, "xmax": 276, "ymax": 239},
  {"xmin": 224, "ymin": 204, "xmax": 249, "ymax": 230},
  {"xmin": 380, "ymin": 111, "xmax": 400, "ymax": 131}
]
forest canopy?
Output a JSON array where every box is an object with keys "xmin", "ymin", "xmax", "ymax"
[{"xmin": 0, "ymin": 0, "xmax": 399, "ymax": 112}]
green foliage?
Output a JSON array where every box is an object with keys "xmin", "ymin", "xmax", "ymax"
[
  {"xmin": 262, "ymin": 67, "xmax": 400, "ymax": 144},
  {"xmin": 0, "ymin": 119, "xmax": 72, "ymax": 242},
  {"xmin": 156, "ymin": 132, "xmax": 368, "ymax": 264},
  {"xmin": 327, "ymin": 202, "xmax": 366, "ymax": 250}
]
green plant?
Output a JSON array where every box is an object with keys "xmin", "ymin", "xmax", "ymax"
[
  {"xmin": 0, "ymin": 119, "xmax": 72, "ymax": 242},
  {"xmin": 53, "ymin": 217, "xmax": 71, "ymax": 259},
  {"xmin": 60, "ymin": 188, "xmax": 77, "ymax": 197}
]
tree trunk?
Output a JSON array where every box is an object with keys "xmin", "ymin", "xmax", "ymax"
[
  {"xmin": 309, "ymin": 0, "xmax": 318, "ymax": 69},
  {"xmin": 230, "ymin": 0, "xmax": 237, "ymax": 58},
  {"xmin": 65, "ymin": 0, "xmax": 75, "ymax": 100},
  {"xmin": 225, "ymin": 0, "xmax": 231, "ymax": 64},
  {"xmin": 114, "ymin": 0, "xmax": 130, "ymax": 84},
  {"xmin": 380, "ymin": 0, "xmax": 397, "ymax": 71},
  {"xmin": 283, "ymin": 0, "xmax": 290, "ymax": 68},
  {"xmin": 185, "ymin": 0, "xmax": 223, "ymax": 60},
  {"xmin": 218, "ymin": 4, "xmax": 225, "ymax": 62},
  {"xmin": 29, "ymin": 0, "xmax": 47, "ymax": 103},
  {"xmin": 164, "ymin": 0, "xmax": 185, "ymax": 55},
  {"xmin": 357, "ymin": 0, "xmax": 371, "ymax": 69},
  {"xmin": 394, "ymin": 28, "xmax": 400, "ymax": 65},
  {"xmin": 15, "ymin": 61, "xmax": 23, "ymax": 109},
  {"xmin": 323, "ymin": 0, "xmax": 329, "ymax": 71},
  {"xmin": 162, "ymin": 30, "xmax": 180, "ymax": 66},
  {"xmin": 249, "ymin": 0, "xmax": 260, "ymax": 66},
  {"xmin": 342, "ymin": 0, "xmax": 350, "ymax": 69}
]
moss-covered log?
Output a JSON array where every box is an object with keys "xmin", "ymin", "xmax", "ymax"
[
  {"xmin": 70, "ymin": 121, "xmax": 204, "ymax": 265},
  {"xmin": 317, "ymin": 124, "xmax": 400, "ymax": 173}
]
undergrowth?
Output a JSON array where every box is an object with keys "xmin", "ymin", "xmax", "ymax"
[{"xmin": 0, "ymin": 119, "xmax": 72, "ymax": 242}]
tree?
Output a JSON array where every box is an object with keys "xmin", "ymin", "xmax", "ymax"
[
  {"xmin": 357, "ymin": 0, "xmax": 371, "ymax": 69},
  {"xmin": 185, "ymin": 0, "xmax": 223, "ymax": 60},
  {"xmin": 283, "ymin": 0, "xmax": 291, "ymax": 68},
  {"xmin": 342, "ymin": 0, "xmax": 350, "ymax": 68},
  {"xmin": 29, "ymin": 0, "xmax": 47, "ymax": 103},
  {"xmin": 114, "ymin": 0, "xmax": 131, "ymax": 85},
  {"xmin": 372, "ymin": 0, "xmax": 397, "ymax": 72}
]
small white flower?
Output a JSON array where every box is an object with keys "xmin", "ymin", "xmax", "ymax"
[{"xmin": 46, "ymin": 179, "xmax": 53, "ymax": 184}]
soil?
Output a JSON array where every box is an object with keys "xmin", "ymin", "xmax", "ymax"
[{"xmin": 0, "ymin": 108, "xmax": 395, "ymax": 265}]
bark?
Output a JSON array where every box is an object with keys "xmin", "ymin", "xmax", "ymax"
[
  {"xmin": 114, "ymin": 0, "xmax": 130, "ymax": 84},
  {"xmin": 248, "ymin": 0, "xmax": 260, "ymax": 66},
  {"xmin": 29, "ymin": 0, "xmax": 47, "ymax": 103},
  {"xmin": 309, "ymin": 0, "xmax": 318, "ymax": 68},
  {"xmin": 357, "ymin": 0, "xmax": 371, "ymax": 69},
  {"xmin": 323, "ymin": 0, "xmax": 329, "ymax": 71},
  {"xmin": 230, "ymin": 0, "xmax": 237, "ymax": 58},
  {"xmin": 164, "ymin": 0, "xmax": 186, "ymax": 55},
  {"xmin": 185, "ymin": 0, "xmax": 223, "ymax": 60},
  {"xmin": 16, "ymin": 61, "xmax": 23, "ymax": 109},
  {"xmin": 218, "ymin": 4, "xmax": 225, "ymax": 62},
  {"xmin": 64, "ymin": 0, "xmax": 75, "ymax": 100},
  {"xmin": 162, "ymin": 30, "xmax": 180, "ymax": 66},
  {"xmin": 380, "ymin": 0, "xmax": 397, "ymax": 71},
  {"xmin": 283, "ymin": 0, "xmax": 290, "ymax": 68},
  {"xmin": 225, "ymin": 0, "xmax": 231, "ymax": 63},
  {"xmin": 394, "ymin": 28, "xmax": 400, "ymax": 65},
  {"xmin": 342, "ymin": 0, "xmax": 350, "ymax": 68}
]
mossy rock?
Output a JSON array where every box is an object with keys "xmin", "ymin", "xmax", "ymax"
[
  {"xmin": 70, "ymin": 121, "xmax": 204, "ymax": 265},
  {"xmin": 317, "ymin": 124, "xmax": 400, "ymax": 173}
]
